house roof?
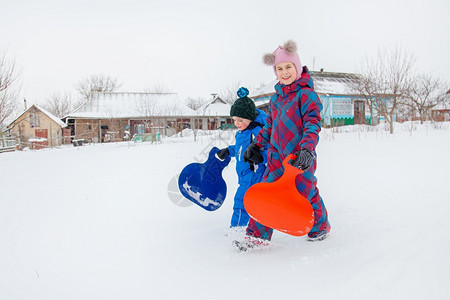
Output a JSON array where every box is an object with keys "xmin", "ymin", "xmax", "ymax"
[
  {"xmin": 7, "ymin": 104, "xmax": 67, "ymax": 129},
  {"xmin": 311, "ymin": 71, "xmax": 360, "ymax": 95},
  {"xmin": 66, "ymin": 92, "xmax": 197, "ymax": 119},
  {"xmin": 432, "ymin": 92, "xmax": 450, "ymax": 110},
  {"xmin": 433, "ymin": 103, "xmax": 450, "ymax": 110},
  {"xmin": 251, "ymin": 70, "xmax": 361, "ymax": 99},
  {"xmin": 198, "ymin": 96, "xmax": 231, "ymax": 116},
  {"xmin": 36, "ymin": 105, "xmax": 68, "ymax": 127},
  {"xmin": 251, "ymin": 81, "xmax": 278, "ymax": 99}
]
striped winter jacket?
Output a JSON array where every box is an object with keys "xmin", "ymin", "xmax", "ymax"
[{"xmin": 255, "ymin": 66, "xmax": 322, "ymax": 162}]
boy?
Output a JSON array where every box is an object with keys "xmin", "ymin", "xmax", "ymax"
[{"xmin": 217, "ymin": 87, "xmax": 268, "ymax": 228}]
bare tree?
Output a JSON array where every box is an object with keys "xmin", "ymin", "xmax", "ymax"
[
  {"xmin": 142, "ymin": 85, "xmax": 188, "ymax": 137},
  {"xmin": 218, "ymin": 80, "xmax": 242, "ymax": 104},
  {"xmin": 138, "ymin": 85, "xmax": 170, "ymax": 126},
  {"xmin": 42, "ymin": 91, "xmax": 73, "ymax": 118},
  {"xmin": 0, "ymin": 51, "xmax": 21, "ymax": 130},
  {"xmin": 358, "ymin": 47, "xmax": 416, "ymax": 133},
  {"xmin": 75, "ymin": 74, "xmax": 122, "ymax": 101},
  {"xmin": 133, "ymin": 93, "xmax": 165, "ymax": 138},
  {"xmin": 144, "ymin": 82, "xmax": 171, "ymax": 94},
  {"xmin": 135, "ymin": 93, "xmax": 160, "ymax": 118},
  {"xmin": 185, "ymin": 96, "xmax": 207, "ymax": 111},
  {"xmin": 351, "ymin": 62, "xmax": 379, "ymax": 125},
  {"xmin": 403, "ymin": 74, "xmax": 448, "ymax": 124}
]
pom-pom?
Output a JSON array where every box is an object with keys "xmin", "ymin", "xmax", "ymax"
[
  {"xmin": 283, "ymin": 40, "xmax": 297, "ymax": 55},
  {"xmin": 263, "ymin": 53, "xmax": 275, "ymax": 65},
  {"xmin": 237, "ymin": 87, "xmax": 249, "ymax": 98}
]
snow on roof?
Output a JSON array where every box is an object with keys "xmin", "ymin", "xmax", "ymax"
[
  {"xmin": 251, "ymin": 80, "xmax": 278, "ymax": 99},
  {"xmin": 311, "ymin": 71, "xmax": 360, "ymax": 95},
  {"xmin": 198, "ymin": 96, "xmax": 231, "ymax": 116},
  {"xmin": 34, "ymin": 104, "xmax": 67, "ymax": 127},
  {"xmin": 433, "ymin": 103, "xmax": 449, "ymax": 110},
  {"xmin": 7, "ymin": 104, "xmax": 67, "ymax": 129},
  {"xmin": 68, "ymin": 92, "xmax": 197, "ymax": 119},
  {"xmin": 431, "ymin": 92, "xmax": 450, "ymax": 110},
  {"xmin": 251, "ymin": 71, "xmax": 361, "ymax": 99},
  {"xmin": 255, "ymin": 98, "xmax": 271, "ymax": 108}
]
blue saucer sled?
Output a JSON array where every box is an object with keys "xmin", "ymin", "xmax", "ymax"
[{"xmin": 178, "ymin": 147, "xmax": 231, "ymax": 211}]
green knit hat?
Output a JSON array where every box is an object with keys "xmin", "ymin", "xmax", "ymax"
[{"xmin": 230, "ymin": 87, "xmax": 257, "ymax": 121}]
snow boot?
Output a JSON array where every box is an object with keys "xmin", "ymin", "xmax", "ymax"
[
  {"xmin": 307, "ymin": 230, "xmax": 329, "ymax": 242},
  {"xmin": 232, "ymin": 236, "xmax": 270, "ymax": 252}
]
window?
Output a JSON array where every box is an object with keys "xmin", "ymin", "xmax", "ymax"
[
  {"xmin": 332, "ymin": 99, "xmax": 352, "ymax": 116},
  {"xmin": 30, "ymin": 112, "xmax": 40, "ymax": 127}
]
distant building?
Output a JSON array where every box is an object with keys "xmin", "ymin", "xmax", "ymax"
[
  {"xmin": 197, "ymin": 95, "xmax": 234, "ymax": 130},
  {"xmin": 63, "ymin": 92, "xmax": 233, "ymax": 143},
  {"xmin": 431, "ymin": 90, "xmax": 450, "ymax": 122},
  {"xmin": 251, "ymin": 70, "xmax": 373, "ymax": 126},
  {"xmin": 6, "ymin": 104, "xmax": 68, "ymax": 149}
]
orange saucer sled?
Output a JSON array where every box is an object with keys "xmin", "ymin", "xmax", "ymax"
[{"xmin": 244, "ymin": 154, "xmax": 314, "ymax": 236}]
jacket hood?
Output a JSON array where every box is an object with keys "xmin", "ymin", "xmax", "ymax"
[{"xmin": 255, "ymin": 108, "xmax": 268, "ymax": 126}]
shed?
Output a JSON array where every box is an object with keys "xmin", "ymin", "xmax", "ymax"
[{"xmin": 6, "ymin": 104, "xmax": 68, "ymax": 149}]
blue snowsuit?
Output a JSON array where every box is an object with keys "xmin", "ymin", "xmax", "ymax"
[{"xmin": 227, "ymin": 109, "xmax": 268, "ymax": 227}]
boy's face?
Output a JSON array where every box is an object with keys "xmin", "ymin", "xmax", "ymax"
[
  {"xmin": 275, "ymin": 62, "xmax": 297, "ymax": 85},
  {"xmin": 232, "ymin": 116, "xmax": 251, "ymax": 131}
]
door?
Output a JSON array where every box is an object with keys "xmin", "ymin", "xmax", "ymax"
[
  {"xmin": 62, "ymin": 128, "xmax": 71, "ymax": 144},
  {"xmin": 34, "ymin": 129, "xmax": 48, "ymax": 149},
  {"xmin": 353, "ymin": 100, "xmax": 365, "ymax": 124}
]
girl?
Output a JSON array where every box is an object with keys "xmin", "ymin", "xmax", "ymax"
[{"xmin": 237, "ymin": 40, "xmax": 331, "ymax": 251}]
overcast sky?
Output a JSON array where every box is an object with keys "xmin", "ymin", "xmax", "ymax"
[{"xmin": 1, "ymin": 0, "xmax": 449, "ymax": 106}]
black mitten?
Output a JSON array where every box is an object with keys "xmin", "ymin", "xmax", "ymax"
[
  {"xmin": 290, "ymin": 149, "xmax": 315, "ymax": 170},
  {"xmin": 244, "ymin": 143, "xmax": 264, "ymax": 164},
  {"xmin": 217, "ymin": 148, "xmax": 230, "ymax": 160}
]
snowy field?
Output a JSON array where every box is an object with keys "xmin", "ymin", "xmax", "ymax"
[{"xmin": 1, "ymin": 122, "xmax": 449, "ymax": 300}]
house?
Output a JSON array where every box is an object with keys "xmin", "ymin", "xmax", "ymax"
[
  {"xmin": 63, "ymin": 92, "xmax": 196, "ymax": 142},
  {"xmin": 6, "ymin": 104, "xmax": 68, "ymax": 149},
  {"xmin": 63, "ymin": 92, "xmax": 234, "ymax": 143},
  {"xmin": 431, "ymin": 90, "xmax": 450, "ymax": 122},
  {"xmin": 251, "ymin": 70, "xmax": 372, "ymax": 127},
  {"xmin": 197, "ymin": 95, "xmax": 233, "ymax": 130}
]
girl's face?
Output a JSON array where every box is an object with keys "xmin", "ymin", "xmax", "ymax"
[
  {"xmin": 275, "ymin": 62, "xmax": 297, "ymax": 85},
  {"xmin": 232, "ymin": 116, "xmax": 251, "ymax": 131}
]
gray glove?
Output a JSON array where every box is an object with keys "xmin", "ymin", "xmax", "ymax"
[{"xmin": 290, "ymin": 149, "xmax": 315, "ymax": 170}]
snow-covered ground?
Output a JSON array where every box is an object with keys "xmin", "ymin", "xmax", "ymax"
[{"xmin": 1, "ymin": 122, "xmax": 449, "ymax": 300}]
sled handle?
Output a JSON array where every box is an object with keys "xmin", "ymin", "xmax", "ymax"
[
  {"xmin": 210, "ymin": 147, "xmax": 231, "ymax": 168},
  {"xmin": 278, "ymin": 154, "xmax": 304, "ymax": 184}
]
